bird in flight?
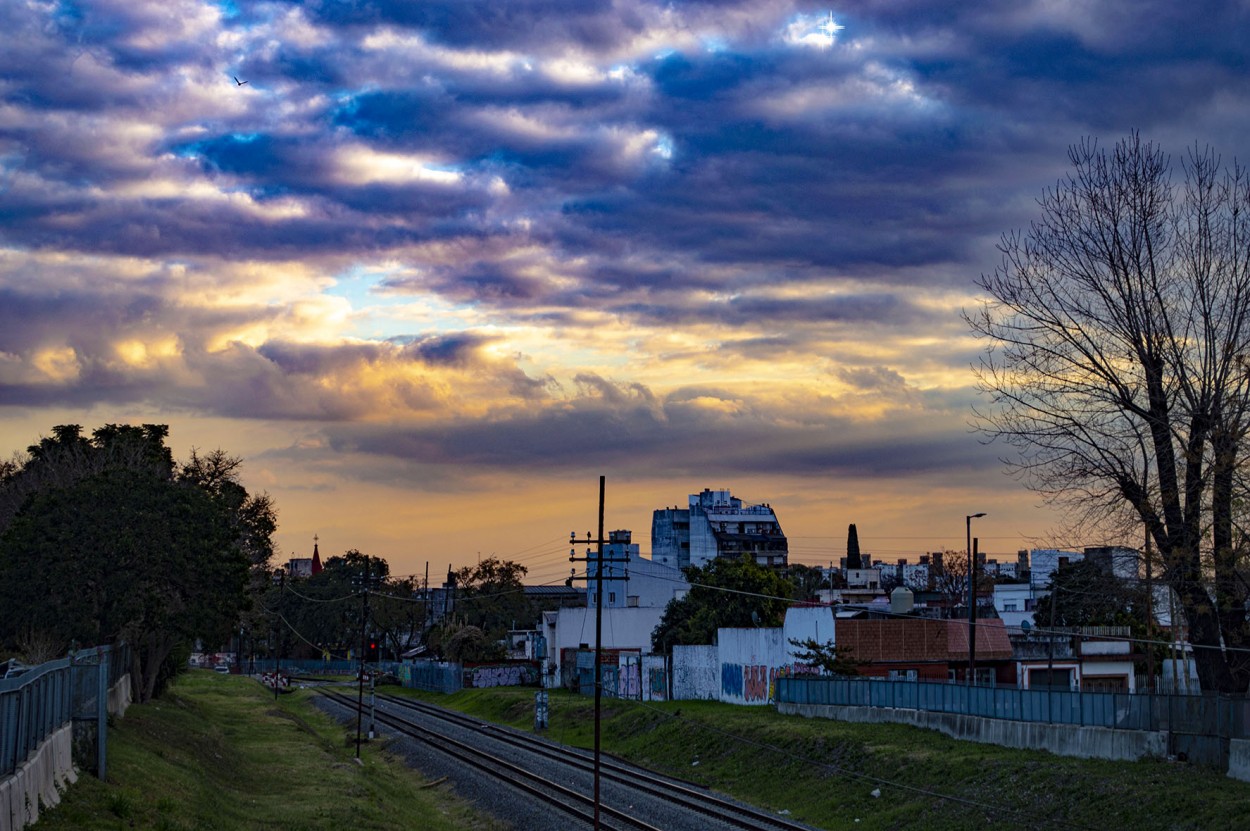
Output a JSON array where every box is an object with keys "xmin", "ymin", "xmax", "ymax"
[{"xmin": 234, "ymin": 76, "xmax": 249, "ymax": 86}]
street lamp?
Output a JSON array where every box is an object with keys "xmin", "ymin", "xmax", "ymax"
[{"xmin": 966, "ymin": 513, "xmax": 986, "ymax": 686}]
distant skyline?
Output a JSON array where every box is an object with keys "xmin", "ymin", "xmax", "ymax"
[{"xmin": 3, "ymin": 1, "xmax": 1248, "ymax": 584}]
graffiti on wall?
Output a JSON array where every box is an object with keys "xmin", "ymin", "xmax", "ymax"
[
  {"xmin": 465, "ymin": 663, "xmax": 538, "ymax": 689},
  {"xmin": 721, "ymin": 663, "xmax": 811, "ymax": 703},
  {"xmin": 647, "ymin": 667, "xmax": 667, "ymax": 700},
  {"xmin": 618, "ymin": 661, "xmax": 641, "ymax": 699}
]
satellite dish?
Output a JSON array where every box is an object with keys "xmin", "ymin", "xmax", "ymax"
[{"xmin": 1020, "ymin": 620, "xmax": 1032, "ymax": 631}]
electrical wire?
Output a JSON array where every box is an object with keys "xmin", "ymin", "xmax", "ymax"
[{"xmin": 617, "ymin": 696, "xmax": 1098, "ymax": 831}]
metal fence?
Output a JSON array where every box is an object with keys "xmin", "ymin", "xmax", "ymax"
[
  {"xmin": 776, "ymin": 676, "xmax": 1250, "ymax": 740},
  {"xmin": 1, "ymin": 644, "xmax": 128, "ymax": 781},
  {"xmin": 401, "ymin": 661, "xmax": 462, "ymax": 694}
]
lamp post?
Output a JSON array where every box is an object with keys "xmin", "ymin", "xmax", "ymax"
[{"xmin": 966, "ymin": 512, "xmax": 986, "ymax": 686}]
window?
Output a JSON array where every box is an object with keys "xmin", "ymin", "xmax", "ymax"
[
  {"xmin": 1003, "ymin": 602, "xmax": 1018, "ymax": 612},
  {"xmin": 609, "ymin": 592, "xmax": 616, "ymax": 604}
]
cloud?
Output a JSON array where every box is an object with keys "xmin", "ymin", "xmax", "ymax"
[{"xmin": 3, "ymin": 0, "xmax": 1250, "ymax": 564}]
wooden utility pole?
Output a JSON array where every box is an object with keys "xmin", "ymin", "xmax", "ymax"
[{"xmin": 568, "ymin": 476, "xmax": 627, "ymax": 831}]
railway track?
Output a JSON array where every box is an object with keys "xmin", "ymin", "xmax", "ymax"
[{"xmin": 318, "ymin": 689, "xmax": 819, "ymax": 831}]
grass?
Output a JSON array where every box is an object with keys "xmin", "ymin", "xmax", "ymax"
[
  {"xmin": 31, "ymin": 675, "xmax": 1250, "ymax": 830},
  {"xmin": 34, "ymin": 672, "xmax": 500, "ymax": 831},
  {"xmin": 394, "ymin": 685, "xmax": 1250, "ymax": 831}
]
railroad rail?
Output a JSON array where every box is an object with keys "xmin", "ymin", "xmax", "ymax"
[{"xmin": 318, "ymin": 689, "xmax": 818, "ymax": 831}]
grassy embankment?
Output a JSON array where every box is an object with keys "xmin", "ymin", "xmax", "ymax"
[
  {"xmin": 398, "ymin": 685, "xmax": 1250, "ymax": 831},
  {"xmin": 32, "ymin": 673, "xmax": 1250, "ymax": 830},
  {"xmin": 34, "ymin": 671, "xmax": 498, "ymax": 831}
]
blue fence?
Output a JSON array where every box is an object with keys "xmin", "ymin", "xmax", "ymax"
[
  {"xmin": 776, "ymin": 676, "xmax": 1250, "ymax": 739},
  {"xmin": 247, "ymin": 659, "xmax": 403, "ymax": 676},
  {"xmin": 401, "ymin": 661, "xmax": 463, "ymax": 694},
  {"xmin": 1, "ymin": 644, "xmax": 128, "ymax": 780}
]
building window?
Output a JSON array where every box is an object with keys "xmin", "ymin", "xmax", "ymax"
[
  {"xmin": 609, "ymin": 592, "xmax": 616, "ymax": 604},
  {"xmin": 1003, "ymin": 602, "xmax": 1018, "ymax": 612}
]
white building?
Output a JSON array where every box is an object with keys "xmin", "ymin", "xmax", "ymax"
[
  {"xmin": 993, "ymin": 582, "xmax": 1036, "ymax": 630},
  {"xmin": 539, "ymin": 606, "xmax": 668, "ymax": 683},
  {"xmin": 652, "ymin": 488, "xmax": 788, "ymax": 570},
  {"xmin": 586, "ymin": 530, "xmax": 689, "ymax": 609},
  {"xmin": 1028, "ymin": 548, "xmax": 1087, "ymax": 590}
]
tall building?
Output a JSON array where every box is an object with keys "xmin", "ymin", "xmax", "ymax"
[{"xmin": 651, "ymin": 488, "xmax": 788, "ymax": 570}]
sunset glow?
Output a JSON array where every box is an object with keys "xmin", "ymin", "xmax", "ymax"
[{"xmin": 3, "ymin": 1, "xmax": 1247, "ymax": 585}]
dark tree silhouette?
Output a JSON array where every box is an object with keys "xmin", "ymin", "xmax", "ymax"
[{"xmin": 968, "ymin": 134, "xmax": 1250, "ymax": 692}]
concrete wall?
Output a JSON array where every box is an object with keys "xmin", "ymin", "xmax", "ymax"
[
  {"xmin": 543, "ymin": 606, "xmax": 666, "ymax": 678},
  {"xmin": 641, "ymin": 655, "xmax": 668, "ymax": 701},
  {"xmin": 107, "ymin": 676, "xmax": 132, "ymax": 718},
  {"xmin": 717, "ymin": 627, "xmax": 786, "ymax": 705},
  {"xmin": 0, "ymin": 725, "xmax": 76, "ymax": 831},
  {"xmin": 779, "ymin": 701, "xmax": 1168, "ymax": 763},
  {"xmin": 672, "ymin": 644, "xmax": 719, "ymax": 700},
  {"xmin": 782, "ymin": 605, "xmax": 836, "ymax": 663},
  {"xmin": 1228, "ymin": 739, "xmax": 1250, "ymax": 782}
]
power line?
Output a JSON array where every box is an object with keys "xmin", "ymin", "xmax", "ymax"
[{"xmin": 618, "ymin": 697, "xmax": 1097, "ymax": 831}]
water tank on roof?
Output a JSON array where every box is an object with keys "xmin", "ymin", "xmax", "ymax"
[{"xmin": 890, "ymin": 586, "xmax": 914, "ymax": 615}]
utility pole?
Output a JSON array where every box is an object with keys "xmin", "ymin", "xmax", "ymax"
[
  {"xmin": 568, "ymin": 476, "xmax": 628, "ymax": 831},
  {"xmin": 965, "ymin": 513, "xmax": 985, "ymax": 685},
  {"xmin": 274, "ymin": 570, "xmax": 285, "ymax": 701},
  {"xmin": 353, "ymin": 558, "xmax": 375, "ymax": 759}
]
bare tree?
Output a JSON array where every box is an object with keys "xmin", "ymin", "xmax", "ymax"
[{"xmin": 967, "ymin": 133, "xmax": 1250, "ymax": 693}]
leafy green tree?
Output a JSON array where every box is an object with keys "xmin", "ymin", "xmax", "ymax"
[
  {"xmin": 786, "ymin": 563, "xmax": 828, "ymax": 601},
  {"xmin": 0, "ymin": 468, "xmax": 247, "ymax": 700},
  {"xmin": 788, "ymin": 638, "xmax": 864, "ymax": 676},
  {"xmin": 0, "ymin": 424, "xmax": 273, "ymax": 701},
  {"xmin": 651, "ymin": 554, "xmax": 791, "ymax": 654},
  {"xmin": 1033, "ymin": 559, "xmax": 1148, "ymax": 631},
  {"xmin": 281, "ymin": 550, "xmax": 386, "ymax": 659},
  {"xmin": 453, "ymin": 557, "xmax": 534, "ymax": 638},
  {"xmin": 370, "ymin": 574, "xmax": 423, "ymax": 661},
  {"xmin": 436, "ymin": 623, "xmax": 505, "ymax": 663}
]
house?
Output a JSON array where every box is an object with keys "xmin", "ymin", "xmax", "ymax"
[
  {"xmin": 836, "ymin": 617, "xmax": 1016, "ymax": 685},
  {"xmin": 992, "ymin": 582, "xmax": 1035, "ymax": 631},
  {"xmin": 1013, "ymin": 626, "xmax": 1139, "ymax": 692}
]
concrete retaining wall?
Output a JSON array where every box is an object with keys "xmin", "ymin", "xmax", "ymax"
[
  {"xmin": 779, "ymin": 701, "xmax": 1168, "ymax": 763},
  {"xmin": 1228, "ymin": 739, "xmax": 1250, "ymax": 782},
  {"xmin": 0, "ymin": 725, "xmax": 76, "ymax": 831},
  {"xmin": 107, "ymin": 676, "xmax": 132, "ymax": 718},
  {"xmin": 0, "ymin": 674, "xmax": 131, "ymax": 831}
]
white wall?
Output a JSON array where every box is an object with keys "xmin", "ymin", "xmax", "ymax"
[
  {"xmin": 993, "ymin": 582, "xmax": 1035, "ymax": 629},
  {"xmin": 782, "ymin": 605, "xmax": 836, "ymax": 664},
  {"xmin": 672, "ymin": 644, "xmax": 719, "ymax": 700},
  {"xmin": 543, "ymin": 606, "xmax": 666, "ymax": 677},
  {"xmin": 717, "ymin": 627, "xmax": 786, "ymax": 705},
  {"xmin": 590, "ymin": 554, "xmax": 689, "ymax": 609}
]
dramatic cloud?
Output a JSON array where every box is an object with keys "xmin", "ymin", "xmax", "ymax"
[{"xmin": 2, "ymin": 0, "xmax": 1248, "ymax": 572}]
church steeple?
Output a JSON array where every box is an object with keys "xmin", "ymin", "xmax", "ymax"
[{"xmin": 311, "ymin": 534, "xmax": 323, "ymax": 575}]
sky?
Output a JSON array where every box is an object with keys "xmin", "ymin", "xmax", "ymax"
[{"xmin": 3, "ymin": 0, "xmax": 1250, "ymax": 585}]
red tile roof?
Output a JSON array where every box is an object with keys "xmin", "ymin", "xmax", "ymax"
[{"xmin": 838, "ymin": 618, "xmax": 1013, "ymax": 663}]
